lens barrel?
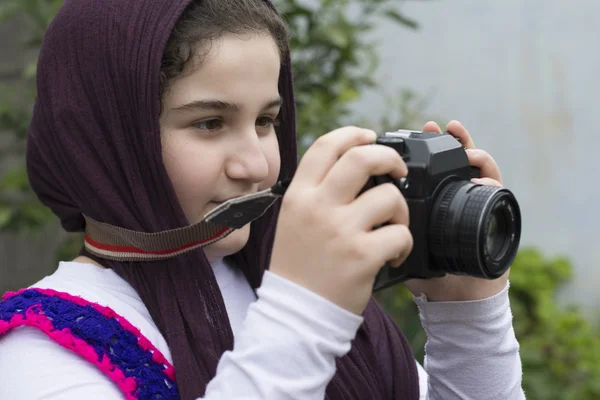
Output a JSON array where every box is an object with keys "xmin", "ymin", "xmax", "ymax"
[{"xmin": 428, "ymin": 181, "xmax": 521, "ymax": 278}]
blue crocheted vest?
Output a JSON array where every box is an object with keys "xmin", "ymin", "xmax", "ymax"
[{"xmin": 0, "ymin": 288, "xmax": 179, "ymax": 400}]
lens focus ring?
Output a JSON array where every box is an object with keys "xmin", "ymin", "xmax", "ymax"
[{"xmin": 428, "ymin": 181, "xmax": 521, "ymax": 279}]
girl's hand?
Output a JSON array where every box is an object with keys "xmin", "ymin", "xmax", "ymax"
[{"xmin": 270, "ymin": 126, "xmax": 413, "ymax": 315}]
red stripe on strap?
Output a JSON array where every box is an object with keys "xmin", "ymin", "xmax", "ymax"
[{"xmin": 84, "ymin": 227, "xmax": 230, "ymax": 256}]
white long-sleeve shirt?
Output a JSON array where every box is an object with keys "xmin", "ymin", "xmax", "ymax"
[{"xmin": 0, "ymin": 260, "xmax": 524, "ymax": 399}]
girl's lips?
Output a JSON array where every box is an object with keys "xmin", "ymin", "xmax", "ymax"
[{"xmin": 213, "ymin": 193, "xmax": 252, "ymax": 204}]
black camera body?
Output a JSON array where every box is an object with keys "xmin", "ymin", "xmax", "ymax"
[{"xmin": 370, "ymin": 130, "xmax": 522, "ymax": 292}]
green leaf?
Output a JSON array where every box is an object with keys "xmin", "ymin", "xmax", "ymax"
[
  {"xmin": 0, "ymin": 206, "xmax": 13, "ymax": 229},
  {"xmin": 0, "ymin": 1, "xmax": 20, "ymax": 21},
  {"xmin": 338, "ymin": 86, "xmax": 359, "ymax": 102},
  {"xmin": 324, "ymin": 26, "xmax": 350, "ymax": 48},
  {"xmin": 23, "ymin": 60, "xmax": 38, "ymax": 79},
  {"xmin": 384, "ymin": 9, "xmax": 419, "ymax": 29},
  {"xmin": 0, "ymin": 168, "xmax": 29, "ymax": 191}
]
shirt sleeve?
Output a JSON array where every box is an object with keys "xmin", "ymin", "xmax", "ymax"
[
  {"xmin": 202, "ymin": 270, "xmax": 364, "ymax": 399},
  {"xmin": 414, "ymin": 282, "xmax": 526, "ymax": 400},
  {"xmin": 0, "ymin": 271, "xmax": 364, "ymax": 400}
]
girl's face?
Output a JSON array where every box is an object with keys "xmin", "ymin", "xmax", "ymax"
[{"xmin": 160, "ymin": 34, "xmax": 282, "ymax": 262}]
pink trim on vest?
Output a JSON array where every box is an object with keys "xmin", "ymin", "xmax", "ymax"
[{"xmin": 2, "ymin": 288, "xmax": 176, "ymax": 381}]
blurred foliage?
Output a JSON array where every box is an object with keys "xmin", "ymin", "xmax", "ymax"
[
  {"xmin": 0, "ymin": 0, "xmax": 62, "ymax": 233},
  {"xmin": 509, "ymin": 249, "xmax": 600, "ymax": 399},
  {"xmin": 274, "ymin": 0, "xmax": 431, "ymax": 152},
  {"xmin": 1, "ymin": 1, "xmax": 600, "ymax": 399}
]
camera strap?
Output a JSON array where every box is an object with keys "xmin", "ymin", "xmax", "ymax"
[{"xmin": 83, "ymin": 180, "xmax": 292, "ymax": 261}]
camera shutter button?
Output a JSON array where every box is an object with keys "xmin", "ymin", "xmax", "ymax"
[{"xmin": 377, "ymin": 136, "xmax": 406, "ymax": 153}]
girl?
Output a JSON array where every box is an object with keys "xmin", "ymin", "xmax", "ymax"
[{"xmin": 0, "ymin": 0, "xmax": 524, "ymax": 399}]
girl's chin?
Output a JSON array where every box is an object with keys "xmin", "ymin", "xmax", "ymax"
[{"xmin": 203, "ymin": 225, "xmax": 251, "ymax": 262}]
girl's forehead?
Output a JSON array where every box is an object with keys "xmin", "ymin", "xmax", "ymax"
[{"xmin": 162, "ymin": 34, "xmax": 282, "ymax": 111}]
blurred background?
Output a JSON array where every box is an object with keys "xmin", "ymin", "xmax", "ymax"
[{"xmin": 1, "ymin": 0, "xmax": 598, "ymax": 398}]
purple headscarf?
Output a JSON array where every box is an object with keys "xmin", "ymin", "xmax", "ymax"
[{"xmin": 26, "ymin": 0, "xmax": 419, "ymax": 398}]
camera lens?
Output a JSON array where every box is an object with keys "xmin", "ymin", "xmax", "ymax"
[
  {"xmin": 485, "ymin": 204, "xmax": 511, "ymax": 260},
  {"xmin": 428, "ymin": 181, "xmax": 521, "ymax": 279}
]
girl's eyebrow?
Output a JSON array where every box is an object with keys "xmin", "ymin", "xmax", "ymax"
[{"xmin": 173, "ymin": 97, "xmax": 282, "ymax": 113}]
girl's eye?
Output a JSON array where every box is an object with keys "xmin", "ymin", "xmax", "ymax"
[
  {"xmin": 193, "ymin": 119, "xmax": 223, "ymax": 131},
  {"xmin": 256, "ymin": 116, "xmax": 280, "ymax": 128}
]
